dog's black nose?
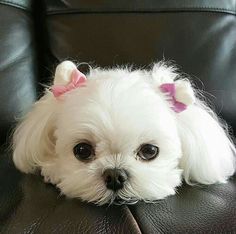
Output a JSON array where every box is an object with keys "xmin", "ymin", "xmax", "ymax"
[{"xmin": 103, "ymin": 168, "xmax": 128, "ymax": 191}]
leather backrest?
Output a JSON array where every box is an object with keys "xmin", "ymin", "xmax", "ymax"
[
  {"xmin": 0, "ymin": 0, "xmax": 38, "ymax": 144},
  {"xmin": 0, "ymin": 0, "xmax": 236, "ymax": 145},
  {"xmin": 44, "ymin": 0, "xmax": 236, "ymax": 133}
]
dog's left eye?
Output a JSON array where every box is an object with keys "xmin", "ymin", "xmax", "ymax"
[
  {"xmin": 73, "ymin": 143, "xmax": 94, "ymax": 161},
  {"xmin": 137, "ymin": 144, "xmax": 159, "ymax": 161}
]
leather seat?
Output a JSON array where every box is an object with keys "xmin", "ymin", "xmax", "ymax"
[{"xmin": 0, "ymin": 0, "xmax": 236, "ymax": 233}]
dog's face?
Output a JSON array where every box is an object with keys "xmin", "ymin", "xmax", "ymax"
[
  {"xmin": 54, "ymin": 69, "xmax": 182, "ymax": 204},
  {"xmin": 13, "ymin": 61, "xmax": 236, "ymax": 205}
]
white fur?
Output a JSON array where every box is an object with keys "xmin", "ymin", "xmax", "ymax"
[
  {"xmin": 175, "ymin": 80, "xmax": 195, "ymax": 105},
  {"xmin": 13, "ymin": 61, "xmax": 236, "ymax": 205},
  {"xmin": 54, "ymin": 60, "xmax": 77, "ymax": 85}
]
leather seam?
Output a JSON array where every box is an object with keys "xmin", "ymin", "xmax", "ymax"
[
  {"xmin": 46, "ymin": 7, "xmax": 236, "ymax": 16},
  {"xmin": 125, "ymin": 206, "xmax": 143, "ymax": 234},
  {"xmin": 0, "ymin": 0, "xmax": 30, "ymax": 11}
]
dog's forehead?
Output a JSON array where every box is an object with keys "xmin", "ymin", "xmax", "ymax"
[
  {"xmin": 58, "ymin": 69, "xmax": 175, "ymax": 145},
  {"xmin": 90, "ymin": 69, "xmax": 149, "ymax": 94},
  {"xmin": 67, "ymin": 69, "xmax": 163, "ymax": 116}
]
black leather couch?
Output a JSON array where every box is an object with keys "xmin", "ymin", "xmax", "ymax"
[{"xmin": 1, "ymin": 0, "xmax": 236, "ymax": 233}]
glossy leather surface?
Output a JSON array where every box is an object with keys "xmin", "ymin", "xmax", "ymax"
[
  {"xmin": 0, "ymin": 0, "xmax": 236, "ymax": 233},
  {"xmin": 0, "ymin": 0, "xmax": 32, "ymax": 10},
  {"xmin": 130, "ymin": 179, "xmax": 236, "ymax": 233},
  {"xmin": 0, "ymin": 0, "xmax": 37, "ymax": 144},
  {"xmin": 46, "ymin": 0, "xmax": 236, "ymax": 15}
]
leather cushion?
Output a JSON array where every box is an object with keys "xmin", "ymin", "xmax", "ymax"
[
  {"xmin": 46, "ymin": 0, "xmax": 236, "ymax": 15},
  {"xmin": 129, "ymin": 179, "xmax": 236, "ymax": 233},
  {"xmin": 0, "ymin": 1, "xmax": 37, "ymax": 144},
  {"xmin": 0, "ymin": 0, "xmax": 32, "ymax": 11}
]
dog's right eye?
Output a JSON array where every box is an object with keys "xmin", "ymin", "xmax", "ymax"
[{"xmin": 73, "ymin": 143, "xmax": 94, "ymax": 161}]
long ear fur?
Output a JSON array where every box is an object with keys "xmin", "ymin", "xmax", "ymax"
[
  {"xmin": 153, "ymin": 61, "xmax": 236, "ymax": 184},
  {"xmin": 13, "ymin": 61, "xmax": 77, "ymax": 173},
  {"xmin": 177, "ymin": 96, "xmax": 236, "ymax": 184},
  {"xmin": 13, "ymin": 93, "xmax": 56, "ymax": 173}
]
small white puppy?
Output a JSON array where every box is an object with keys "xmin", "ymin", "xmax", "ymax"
[{"xmin": 13, "ymin": 61, "xmax": 236, "ymax": 205}]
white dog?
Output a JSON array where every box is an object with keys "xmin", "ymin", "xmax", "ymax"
[{"xmin": 13, "ymin": 61, "xmax": 236, "ymax": 205}]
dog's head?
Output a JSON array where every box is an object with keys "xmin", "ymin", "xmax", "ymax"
[{"xmin": 13, "ymin": 61, "xmax": 236, "ymax": 205}]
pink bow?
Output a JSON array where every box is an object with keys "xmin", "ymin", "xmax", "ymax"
[
  {"xmin": 52, "ymin": 69, "xmax": 87, "ymax": 97},
  {"xmin": 160, "ymin": 83, "xmax": 187, "ymax": 113}
]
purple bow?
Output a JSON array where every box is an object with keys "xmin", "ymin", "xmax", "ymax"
[{"xmin": 160, "ymin": 83, "xmax": 187, "ymax": 113}]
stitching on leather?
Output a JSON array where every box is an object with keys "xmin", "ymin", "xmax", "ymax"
[
  {"xmin": 0, "ymin": 0, "xmax": 29, "ymax": 11},
  {"xmin": 46, "ymin": 7, "xmax": 236, "ymax": 16}
]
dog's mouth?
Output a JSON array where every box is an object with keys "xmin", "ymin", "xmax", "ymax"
[
  {"xmin": 107, "ymin": 193, "xmax": 138, "ymax": 205},
  {"xmin": 113, "ymin": 197, "xmax": 126, "ymax": 205},
  {"xmin": 113, "ymin": 197, "xmax": 138, "ymax": 205}
]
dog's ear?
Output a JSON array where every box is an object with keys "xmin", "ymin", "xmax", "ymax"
[
  {"xmin": 177, "ymin": 97, "xmax": 236, "ymax": 184},
  {"xmin": 13, "ymin": 93, "xmax": 56, "ymax": 173},
  {"xmin": 12, "ymin": 61, "xmax": 77, "ymax": 173},
  {"xmin": 152, "ymin": 62, "xmax": 195, "ymax": 113},
  {"xmin": 152, "ymin": 62, "xmax": 236, "ymax": 184},
  {"xmin": 53, "ymin": 60, "xmax": 77, "ymax": 85}
]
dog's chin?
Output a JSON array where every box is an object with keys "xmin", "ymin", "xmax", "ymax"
[
  {"xmin": 112, "ymin": 196, "xmax": 138, "ymax": 206},
  {"xmin": 97, "ymin": 191, "xmax": 139, "ymax": 206},
  {"xmin": 80, "ymin": 186, "xmax": 158, "ymax": 206},
  {"xmin": 60, "ymin": 183, "xmax": 140, "ymax": 205},
  {"xmin": 95, "ymin": 191, "xmax": 158, "ymax": 206},
  {"xmin": 79, "ymin": 190, "xmax": 138, "ymax": 206}
]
